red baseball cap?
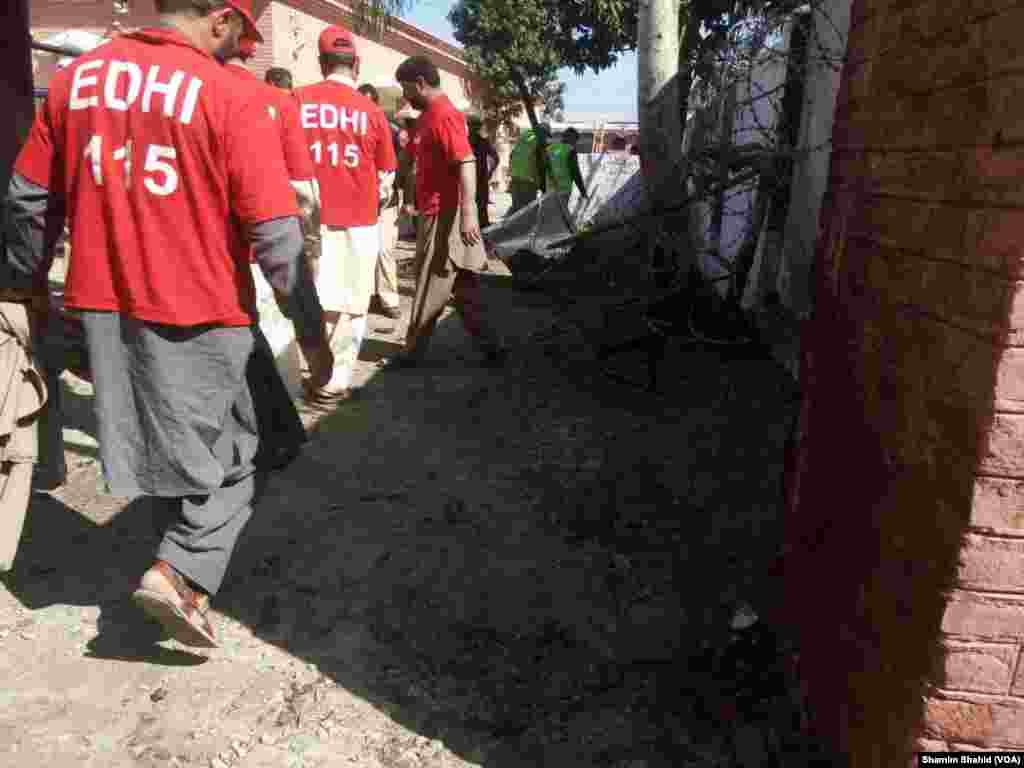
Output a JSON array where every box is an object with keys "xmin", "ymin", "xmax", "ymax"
[
  {"xmin": 224, "ymin": 0, "xmax": 262, "ymax": 43},
  {"xmin": 318, "ymin": 25, "xmax": 357, "ymax": 58}
]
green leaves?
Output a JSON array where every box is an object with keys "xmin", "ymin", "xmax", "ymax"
[{"xmin": 449, "ymin": 0, "xmax": 636, "ymax": 128}]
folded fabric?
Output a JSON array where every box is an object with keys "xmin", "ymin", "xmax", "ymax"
[{"xmin": 0, "ymin": 302, "xmax": 48, "ymax": 572}]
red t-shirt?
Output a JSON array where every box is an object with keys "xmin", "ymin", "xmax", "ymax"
[
  {"xmin": 226, "ymin": 63, "xmax": 315, "ymax": 181},
  {"xmin": 414, "ymin": 95, "xmax": 472, "ymax": 216},
  {"xmin": 293, "ymin": 79, "xmax": 397, "ymax": 228},
  {"xmin": 15, "ymin": 28, "xmax": 298, "ymax": 327}
]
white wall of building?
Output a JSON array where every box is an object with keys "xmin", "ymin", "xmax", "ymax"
[{"xmin": 270, "ymin": 1, "xmax": 471, "ymax": 106}]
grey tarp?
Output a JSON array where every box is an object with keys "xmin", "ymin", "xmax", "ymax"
[{"xmin": 484, "ymin": 153, "xmax": 644, "ymax": 263}]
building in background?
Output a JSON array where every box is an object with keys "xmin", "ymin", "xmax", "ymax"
[
  {"xmin": 28, "ymin": 0, "xmax": 536, "ymax": 190},
  {"xmin": 30, "ymin": 0, "xmax": 479, "ymax": 113}
]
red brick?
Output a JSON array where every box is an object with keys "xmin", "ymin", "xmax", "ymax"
[
  {"xmin": 981, "ymin": 6, "xmax": 1024, "ymax": 75},
  {"xmin": 869, "ymin": 150, "xmax": 965, "ymax": 201},
  {"xmin": 958, "ymin": 534, "xmax": 1024, "ymax": 593},
  {"xmin": 865, "ymin": 247, "xmax": 1015, "ymax": 337},
  {"xmin": 1014, "ymin": 652, "xmax": 1024, "ymax": 696},
  {"xmin": 972, "ymin": 477, "xmax": 1024, "ymax": 532},
  {"xmin": 923, "ymin": 696, "xmax": 996, "ymax": 743},
  {"xmin": 949, "ymin": 742, "xmax": 1016, "ymax": 751},
  {"xmin": 964, "ymin": 208, "xmax": 1024, "ymax": 277},
  {"xmin": 925, "ymin": 692, "xmax": 1024, "ymax": 747},
  {"xmin": 986, "ymin": 73, "xmax": 1024, "ymax": 145},
  {"xmin": 941, "ymin": 640, "xmax": 1019, "ymax": 694},
  {"xmin": 995, "ymin": 347, "xmax": 1024, "ymax": 414},
  {"xmin": 943, "ymin": 590, "xmax": 1024, "ymax": 640},
  {"xmin": 980, "ymin": 415, "xmax": 1024, "ymax": 477}
]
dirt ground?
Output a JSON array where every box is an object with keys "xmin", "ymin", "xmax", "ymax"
[{"xmin": 0, "ymin": 232, "xmax": 816, "ymax": 767}]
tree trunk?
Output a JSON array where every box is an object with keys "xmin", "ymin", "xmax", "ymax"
[
  {"xmin": 1, "ymin": 0, "xmax": 34, "ymax": 195},
  {"xmin": 637, "ymin": 0, "xmax": 682, "ymax": 210},
  {"xmin": 511, "ymin": 68, "xmax": 550, "ymax": 194}
]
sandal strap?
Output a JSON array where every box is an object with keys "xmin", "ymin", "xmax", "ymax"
[{"xmin": 154, "ymin": 560, "xmax": 209, "ymax": 616}]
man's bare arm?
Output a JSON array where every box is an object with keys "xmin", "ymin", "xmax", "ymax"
[{"xmin": 457, "ymin": 159, "xmax": 481, "ymax": 246}]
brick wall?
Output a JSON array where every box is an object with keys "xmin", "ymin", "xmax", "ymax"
[{"xmin": 784, "ymin": 0, "xmax": 1024, "ymax": 762}]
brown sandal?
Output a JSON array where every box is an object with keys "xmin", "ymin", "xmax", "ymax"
[{"xmin": 131, "ymin": 561, "xmax": 218, "ymax": 648}]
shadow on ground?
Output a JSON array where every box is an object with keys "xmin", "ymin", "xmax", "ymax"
[{"xmin": 1, "ymin": 266, "xmax": 816, "ymax": 767}]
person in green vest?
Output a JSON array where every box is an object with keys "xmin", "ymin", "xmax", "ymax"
[
  {"xmin": 545, "ymin": 127, "xmax": 588, "ymax": 198},
  {"xmin": 507, "ymin": 123, "xmax": 550, "ymax": 215}
]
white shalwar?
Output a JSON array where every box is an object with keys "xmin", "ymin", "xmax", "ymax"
[{"xmin": 316, "ymin": 222, "xmax": 380, "ymax": 393}]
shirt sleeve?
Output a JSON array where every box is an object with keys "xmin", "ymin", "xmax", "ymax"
[
  {"xmin": 439, "ymin": 111, "xmax": 473, "ymax": 166},
  {"xmin": 277, "ymin": 96, "xmax": 316, "ymax": 182},
  {"xmin": 374, "ymin": 111, "xmax": 398, "ymax": 173},
  {"xmin": 14, "ymin": 94, "xmax": 62, "ymax": 192},
  {"xmin": 225, "ymin": 96, "xmax": 300, "ymax": 227}
]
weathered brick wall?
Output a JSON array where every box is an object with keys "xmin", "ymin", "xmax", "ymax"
[{"xmin": 784, "ymin": 0, "xmax": 1024, "ymax": 762}]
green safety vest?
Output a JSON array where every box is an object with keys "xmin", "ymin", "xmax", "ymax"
[
  {"xmin": 509, "ymin": 129, "xmax": 539, "ymax": 182},
  {"xmin": 545, "ymin": 142, "xmax": 573, "ymax": 193}
]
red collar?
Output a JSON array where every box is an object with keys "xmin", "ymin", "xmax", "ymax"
[
  {"xmin": 423, "ymin": 94, "xmax": 453, "ymax": 116},
  {"xmin": 122, "ymin": 26, "xmax": 213, "ymax": 59}
]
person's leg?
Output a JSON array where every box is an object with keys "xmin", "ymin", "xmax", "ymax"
[
  {"xmin": 402, "ymin": 214, "xmax": 457, "ymax": 362},
  {"xmin": 156, "ymin": 471, "xmax": 256, "ymax": 597},
  {"xmin": 476, "ymin": 191, "xmax": 490, "ymax": 230},
  {"xmin": 248, "ymin": 327, "xmax": 306, "ymax": 471},
  {"xmin": 508, "ymin": 179, "xmax": 527, "ymax": 215},
  {"xmin": 309, "ymin": 225, "xmax": 377, "ymax": 398},
  {"xmin": 374, "ymin": 205, "xmax": 401, "ymax": 314},
  {"xmin": 452, "ymin": 268, "xmax": 504, "ymax": 360},
  {"xmin": 318, "ymin": 310, "xmax": 366, "ymax": 394}
]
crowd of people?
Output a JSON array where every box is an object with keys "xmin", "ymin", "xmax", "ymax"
[{"xmin": 2, "ymin": 0, "xmax": 507, "ymax": 647}]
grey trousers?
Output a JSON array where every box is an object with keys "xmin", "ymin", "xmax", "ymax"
[
  {"xmin": 154, "ymin": 472, "xmax": 255, "ymax": 595},
  {"xmin": 83, "ymin": 312, "xmax": 259, "ymax": 595}
]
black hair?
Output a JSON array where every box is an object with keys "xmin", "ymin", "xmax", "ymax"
[
  {"xmin": 265, "ymin": 67, "xmax": 293, "ymax": 90},
  {"xmin": 563, "ymin": 127, "xmax": 579, "ymax": 140},
  {"xmin": 395, "ymin": 56, "xmax": 440, "ymax": 88},
  {"xmin": 156, "ymin": 0, "xmax": 228, "ymax": 15},
  {"xmin": 357, "ymin": 83, "xmax": 379, "ymax": 104},
  {"xmin": 320, "ymin": 52, "xmax": 357, "ymax": 73}
]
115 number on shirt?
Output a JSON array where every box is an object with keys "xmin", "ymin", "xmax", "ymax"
[
  {"xmin": 83, "ymin": 134, "xmax": 178, "ymax": 196},
  {"xmin": 310, "ymin": 141, "xmax": 359, "ymax": 168}
]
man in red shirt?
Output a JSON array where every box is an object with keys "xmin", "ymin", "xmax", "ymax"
[
  {"xmin": 392, "ymin": 56, "xmax": 505, "ymax": 367},
  {"xmin": 356, "ymin": 83, "xmax": 402, "ymax": 321},
  {"xmin": 294, "ymin": 26, "xmax": 397, "ymax": 403},
  {"xmin": 3, "ymin": 0, "xmax": 331, "ymax": 647},
  {"xmin": 224, "ymin": 36, "xmax": 320, "ymax": 471}
]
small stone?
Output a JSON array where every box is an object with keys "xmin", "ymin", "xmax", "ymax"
[
  {"xmin": 150, "ymin": 687, "xmax": 168, "ymax": 703},
  {"xmin": 259, "ymin": 733, "xmax": 274, "ymax": 745},
  {"xmin": 731, "ymin": 604, "xmax": 759, "ymax": 631}
]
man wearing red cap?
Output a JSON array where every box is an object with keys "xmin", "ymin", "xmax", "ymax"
[
  {"xmin": 3, "ymin": 0, "xmax": 332, "ymax": 647},
  {"xmin": 222, "ymin": 35, "xmax": 321, "ymax": 471},
  {"xmin": 294, "ymin": 25, "xmax": 397, "ymax": 404}
]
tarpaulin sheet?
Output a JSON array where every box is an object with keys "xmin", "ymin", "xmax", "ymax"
[{"xmin": 484, "ymin": 153, "xmax": 644, "ymax": 262}]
